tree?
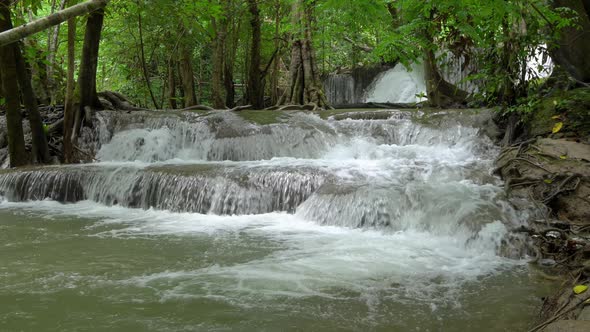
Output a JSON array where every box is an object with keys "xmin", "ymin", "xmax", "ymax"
[
  {"xmin": 551, "ymin": 0, "xmax": 590, "ymax": 83},
  {"xmin": 72, "ymin": 6, "xmax": 105, "ymax": 140},
  {"xmin": 280, "ymin": 0, "xmax": 330, "ymax": 109},
  {"xmin": 246, "ymin": 0, "xmax": 263, "ymax": 109},
  {"xmin": 0, "ymin": 0, "xmax": 108, "ymax": 47},
  {"xmin": 0, "ymin": 0, "xmax": 28, "ymax": 167},
  {"xmin": 63, "ymin": 0, "xmax": 78, "ymax": 163}
]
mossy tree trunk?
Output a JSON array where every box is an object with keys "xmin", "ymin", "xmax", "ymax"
[
  {"xmin": 72, "ymin": 7, "xmax": 104, "ymax": 140},
  {"xmin": 63, "ymin": 5, "xmax": 76, "ymax": 163},
  {"xmin": 246, "ymin": 0, "xmax": 263, "ymax": 109},
  {"xmin": 551, "ymin": 0, "xmax": 590, "ymax": 83},
  {"xmin": 0, "ymin": 0, "xmax": 27, "ymax": 167},
  {"xmin": 211, "ymin": 13, "xmax": 227, "ymax": 109},
  {"xmin": 14, "ymin": 43, "xmax": 51, "ymax": 164},
  {"xmin": 179, "ymin": 42, "xmax": 197, "ymax": 107},
  {"xmin": 422, "ymin": 10, "xmax": 470, "ymax": 108},
  {"xmin": 224, "ymin": 0, "xmax": 240, "ymax": 108},
  {"xmin": 279, "ymin": 0, "xmax": 329, "ymax": 109}
]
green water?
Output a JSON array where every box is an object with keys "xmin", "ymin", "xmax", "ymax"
[{"xmin": 0, "ymin": 206, "xmax": 553, "ymax": 332}]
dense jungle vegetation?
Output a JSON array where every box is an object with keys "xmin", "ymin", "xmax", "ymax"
[{"xmin": 0, "ymin": 0, "xmax": 589, "ymax": 166}]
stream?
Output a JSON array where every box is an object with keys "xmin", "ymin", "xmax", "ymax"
[{"xmin": 0, "ymin": 109, "xmax": 553, "ymax": 331}]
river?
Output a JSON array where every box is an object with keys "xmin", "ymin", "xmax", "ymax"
[{"xmin": 0, "ymin": 109, "xmax": 553, "ymax": 331}]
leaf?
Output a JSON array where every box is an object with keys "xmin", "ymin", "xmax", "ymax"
[
  {"xmin": 552, "ymin": 122, "xmax": 563, "ymax": 134},
  {"xmin": 544, "ymin": 179, "xmax": 553, "ymax": 184},
  {"xmin": 573, "ymin": 285, "xmax": 588, "ymax": 295},
  {"xmin": 560, "ymin": 155, "xmax": 568, "ymax": 160}
]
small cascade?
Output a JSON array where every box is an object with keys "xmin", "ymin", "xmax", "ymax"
[
  {"xmin": 0, "ymin": 164, "xmax": 329, "ymax": 215},
  {"xmin": 0, "ymin": 109, "xmax": 521, "ymax": 243},
  {"xmin": 364, "ymin": 63, "xmax": 427, "ymax": 104},
  {"xmin": 0, "ymin": 107, "xmax": 537, "ymax": 323}
]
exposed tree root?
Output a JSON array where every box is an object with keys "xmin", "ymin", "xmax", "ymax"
[
  {"xmin": 496, "ymin": 137, "xmax": 590, "ymax": 326},
  {"xmin": 98, "ymin": 91, "xmax": 147, "ymax": 111}
]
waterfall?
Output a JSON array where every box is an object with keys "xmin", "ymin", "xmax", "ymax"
[
  {"xmin": 0, "ymin": 108, "xmax": 536, "ymax": 328},
  {"xmin": 0, "ymin": 109, "xmax": 521, "ymax": 246},
  {"xmin": 364, "ymin": 63, "xmax": 428, "ymax": 104}
]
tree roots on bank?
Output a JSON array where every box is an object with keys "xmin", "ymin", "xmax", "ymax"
[{"xmin": 496, "ymin": 137, "xmax": 590, "ymax": 326}]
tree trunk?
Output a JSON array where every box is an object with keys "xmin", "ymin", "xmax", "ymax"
[
  {"xmin": 280, "ymin": 0, "xmax": 329, "ymax": 109},
  {"xmin": 167, "ymin": 59, "xmax": 177, "ymax": 109},
  {"xmin": 63, "ymin": 9, "xmax": 76, "ymax": 163},
  {"xmin": 14, "ymin": 43, "xmax": 51, "ymax": 164},
  {"xmin": 247, "ymin": 0, "xmax": 263, "ymax": 109},
  {"xmin": 137, "ymin": 9, "xmax": 160, "ymax": 109},
  {"xmin": 73, "ymin": 7, "xmax": 104, "ymax": 139},
  {"xmin": 424, "ymin": 48, "xmax": 469, "ymax": 107},
  {"xmin": 422, "ymin": 10, "xmax": 469, "ymax": 108},
  {"xmin": 224, "ymin": 54, "xmax": 235, "ymax": 108},
  {"xmin": 0, "ymin": 0, "xmax": 108, "ymax": 47},
  {"xmin": 551, "ymin": 0, "xmax": 590, "ymax": 83},
  {"xmin": 211, "ymin": 16, "xmax": 227, "ymax": 109},
  {"xmin": 270, "ymin": 0, "xmax": 281, "ymax": 105},
  {"xmin": 179, "ymin": 43, "xmax": 197, "ymax": 107},
  {"xmin": 177, "ymin": 60, "xmax": 185, "ymax": 108},
  {"xmin": 0, "ymin": 1, "xmax": 28, "ymax": 167},
  {"xmin": 223, "ymin": 0, "xmax": 240, "ymax": 108}
]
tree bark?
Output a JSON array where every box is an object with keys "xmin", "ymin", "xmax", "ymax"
[
  {"xmin": 247, "ymin": 0, "xmax": 263, "ymax": 109},
  {"xmin": 14, "ymin": 44, "xmax": 51, "ymax": 164},
  {"xmin": 211, "ymin": 15, "xmax": 227, "ymax": 109},
  {"xmin": 0, "ymin": 0, "xmax": 108, "ymax": 47},
  {"xmin": 270, "ymin": 0, "xmax": 282, "ymax": 105},
  {"xmin": 73, "ymin": 7, "xmax": 104, "ymax": 139},
  {"xmin": 179, "ymin": 43, "xmax": 197, "ymax": 107},
  {"xmin": 0, "ymin": 1, "xmax": 28, "ymax": 167},
  {"xmin": 167, "ymin": 59, "xmax": 177, "ymax": 109},
  {"xmin": 63, "ymin": 10, "xmax": 76, "ymax": 163},
  {"xmin": 551, "ymin": 0, "xmax": 590, "ymax": 83},
  {"xmin": 280, "ymin": 0, "xmax": 329, "ymax": 109},
  {"xmin": 424, "ymin": 48, "xmax": 469, "ymax": 107}
]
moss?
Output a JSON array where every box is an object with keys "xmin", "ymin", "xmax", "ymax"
[
  {"xmin": 527, "ymin": 88, "xmax": 590, "ymax": 138},
  {"xmin": 236, "ymin": 110, "xmax": 285, "ymax": 125}
]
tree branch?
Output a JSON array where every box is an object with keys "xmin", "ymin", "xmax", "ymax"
[{"xmin": 0, "ymin": 0, "xmax": 109, "ymax": 47}]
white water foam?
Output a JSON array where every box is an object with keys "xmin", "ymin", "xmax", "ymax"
[
  {"xmin": 0, "ymin": 110, "xmax": 526, "ymax": 310},
  {"xmin": 0, "ymin": 199, "xmax": 517, "ymax": 306}
]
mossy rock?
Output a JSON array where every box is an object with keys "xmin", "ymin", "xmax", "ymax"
[
  {"xmin": 528, "ymin": 88, "xmax": 590, "ymax": 138},
  {"xmin": 235, "ymin": 110, "xmax": 285, "ymax": 125}
]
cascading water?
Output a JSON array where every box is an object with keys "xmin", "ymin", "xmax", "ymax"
[
  {"xmin": 0, "ymin": 109, "xmax": 546, "ymax": 330},
  {"xmin": 364, "ymin": 63, "xmax": 428, "ymax": 103}
]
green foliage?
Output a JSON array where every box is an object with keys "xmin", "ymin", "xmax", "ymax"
[{"xmin": 11, "ymin": 0, "xmax": 579, "ymax": 109}]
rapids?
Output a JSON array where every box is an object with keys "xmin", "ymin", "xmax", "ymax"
[{"xmin": 0, "ymin": 109, "xmax": 550, "ymax": 330}]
